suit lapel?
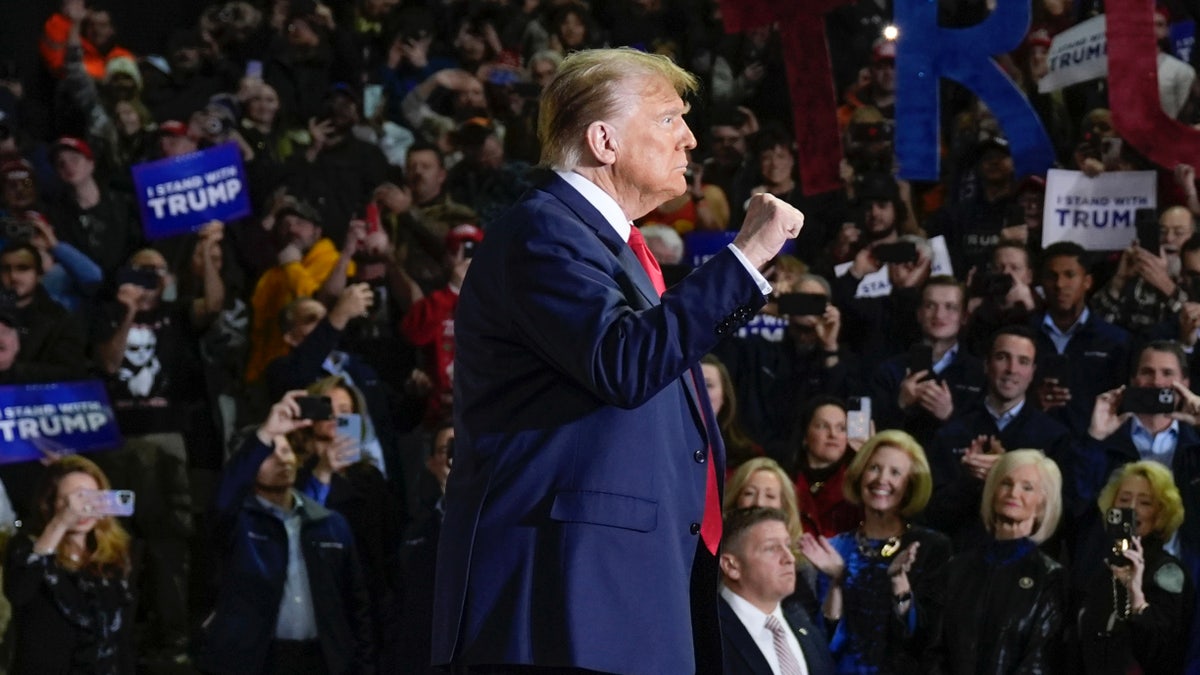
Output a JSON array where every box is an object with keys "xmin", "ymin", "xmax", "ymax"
[
  {"xmin": 718, "ymin": 598, "xmax": 774, "ymax": 675},
  {"xmin": 541, "ymin": 173, "xmax": 713, "ymax": 450},
  {"xmin": 540, "ymin": 174, "xmax": 661, "ymax": 307}
]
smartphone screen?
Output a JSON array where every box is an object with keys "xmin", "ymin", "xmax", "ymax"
[
  {"xmin": 245, "ymin": 60, "xmax": 263, "ymax": 79},
  {"xmin": 363, "ymin": 84, "xmax": 383, "ymax": 119}
]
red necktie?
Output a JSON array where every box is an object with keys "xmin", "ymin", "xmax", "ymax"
[{"xmin": 628, "ymin": 226, "xmax": 722, "ymax": 555}]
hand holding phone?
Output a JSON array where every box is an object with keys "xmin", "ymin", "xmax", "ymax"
[{"xmin": 1120, "ymin": 386, "xmax": 1177, "ymax": 414}]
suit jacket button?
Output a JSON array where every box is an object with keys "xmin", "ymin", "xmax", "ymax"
[
  {"xmin": 690, "ymin": 522, "xmax": 701, "ymax": 535},
  {"xmin": 693, "ymin": 449, "xmax": 706, "ymax": 463}
]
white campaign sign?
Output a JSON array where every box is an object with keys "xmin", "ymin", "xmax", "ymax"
[
  {"xmin": 1038, "ymin": 15, "xmax": 1108, "ymax": 93},
  {"xmin": 1041, "ymin": 169, "xmax": 1157, "ymax": 250},
  {"xmin": 834, "ymin": 235, "xmax": 955, "ymax": 299}
]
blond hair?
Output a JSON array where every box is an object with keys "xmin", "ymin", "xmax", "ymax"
[
  {"xmin": 538, "ymin": 47, "xmax": 698, "ymax": 170},
  {"xmin": 843, "ymin": 429, "xmax": 933, "ymax": 518},
  {"xmin": 1097, "ymin": 461, "xmax": 1184, "ymax": 540},
  {"xmin": 981, "ymin": 449, "xmax": 1062, "ymax": 543},
  {"xmin": 723, "ymin": 457, "xmax": 803, "ymax": 545}
]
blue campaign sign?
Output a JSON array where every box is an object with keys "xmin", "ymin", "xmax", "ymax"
[
  {"xmin": 683, "ymin": 231, "xmax": 795, "ymax": 268},
  {"xmin": 1171, "ymin": 20, "xmax": 1195, "ymax": 63},
  {"xmin": 0, "ymin": 380, "xmax": 123, "ymax": 464},
  {"xmin": 131, "ymin": 142, "xmax": 250, "ymax": 240}
]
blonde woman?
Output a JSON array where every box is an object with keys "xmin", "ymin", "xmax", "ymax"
[
  {"xmin": 800, "ymin": 429, "xmax": 951, "ymax": 673},
  {"xmin": 1077, "ymin": 461, "xmax": 1193, "ymax": 675}
]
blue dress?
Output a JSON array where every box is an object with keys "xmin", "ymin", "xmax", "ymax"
[{"xmin": 816, "ymin": 525, "xmax": 952, "ymax": 674}]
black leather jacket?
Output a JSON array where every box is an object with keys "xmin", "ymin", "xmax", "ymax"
[
  {"xmin": 936, "ymin": 538, "xmax": 1065, "ymax": 674},
  {"xmin": 1075, "ymin": 538, "xmax": 1195, "ymax": 675}
]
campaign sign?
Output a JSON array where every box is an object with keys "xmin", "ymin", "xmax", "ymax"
[
  {"xmin": 1042, "ymin": 169, "xmax": 1157, "ymax": 251},
  {"xmin": 833, "ymin": 235, "xmax": 955, "ymax": 299},
  {"xmin": 683, "ymin": 230, "xmax": 796, "ymax": 269},
  {"xmin": 1171, "ymin": 20, "xmax": 1195, "ymax": 63},
  {"xmin": 0, "ymin": 380, "xmax": 122, "ymax": 465},
  {"xmin": 131, "ymin": 142, "xmax": 250, "ymax": 240},
  {"xmin": 1038, "ymin": 15, "xmax": 1108, "ymax": 93}
]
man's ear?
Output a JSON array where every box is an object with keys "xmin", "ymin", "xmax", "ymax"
[
  {"xmin": 719, "ymin": 552, "xmax": 739, "ymax": 581},
  {"xmin": 584, "ymin": 120, "xmax": 619, "ymax": 166}
]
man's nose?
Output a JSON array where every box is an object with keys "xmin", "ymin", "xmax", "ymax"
[{"xmin": 680, "ymin": 122, "xmax": 697, "ymax": 151}]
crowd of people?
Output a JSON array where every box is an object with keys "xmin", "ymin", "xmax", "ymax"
[{"xmin": 0, "ymin": 0, "xmax": 1198, "ymax": 673}]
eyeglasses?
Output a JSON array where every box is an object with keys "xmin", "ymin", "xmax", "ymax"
[{"xmin": 0, "ymin": 263, "xmax": 33, "ymax": 273}]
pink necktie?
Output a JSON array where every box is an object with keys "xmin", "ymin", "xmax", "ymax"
[
  {"xmin": 628, "ymin": 226, "xmax": 722, "ymax": 555},
  {"xmin": 765, "ymin": 615, "xmax": 804, "ymax": 675}
]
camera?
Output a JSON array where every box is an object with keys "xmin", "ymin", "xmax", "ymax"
[{"xmin": 1105, "ymin": 507, "xmax": 1136, "ymax": 567}]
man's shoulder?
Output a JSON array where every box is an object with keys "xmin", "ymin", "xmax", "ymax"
[{"xmin": 1081, "ymin": 311, "xmax": 1131, "ymax": 345}]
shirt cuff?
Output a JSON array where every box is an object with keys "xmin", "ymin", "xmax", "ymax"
[{"xmin": 726, "ymin": 243, "xmax": 772, "ymax": 296}]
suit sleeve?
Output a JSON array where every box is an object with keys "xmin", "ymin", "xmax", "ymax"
[{"xmin": 503, "ymin": 226, "xmax": 764, "ymax": 408}]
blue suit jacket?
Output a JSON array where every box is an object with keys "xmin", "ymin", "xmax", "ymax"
[
  {"xmin": 432, "ymin": 173, "xmax": 765, "ymax": 674},
  {"xmin": 718, "ymin": 596, "xmax": 835, "ymax": 675}
]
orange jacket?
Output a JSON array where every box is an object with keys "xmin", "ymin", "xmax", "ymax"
[{"xmin": 41, "ymin": 13, "xmax": 135, "ymax": 80}]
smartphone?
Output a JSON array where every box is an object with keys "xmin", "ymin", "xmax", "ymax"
[
  {"xmin": 847, "ymin": 396, "xmax": 872, "ymax": 441},
  {"xmin": 1120, "ymin": 386, "xmax": 1177, "ymax": 414},
  {"xmin": 969, "ymin": 271, "xmax": 1014, "ymax": 298},
  {"xmin": 1040, "ymin": 353, "xmax": 1070, "ymax": 384},
  {"xmin": 116, "ymin": 266, "xmax": 162, "ymax": 290},
  {"xmin": 908, "ymin": 343, "xmax": 933, "ymax": 376},
  {"xmin": 461, "ymin": 240, "xmax": 477, "ymax": 259},
  {"xmin": 1104, "ymin": 507, "xmax": 1136, "ymax": 567},
  {"xmin": 362, "ymin": 83, "xmax": 383, "ymax": 119},
  {"xmin": 1135, "ymin": 208, "xmax": 1160, "ymax": 253},
  {"xmin": 775, "ymin": 292, "xmax": 827, "ymax": 316},
  {"xmin": 334, "ymin": 413, "xmax": 363, "ymax": 464},
  {"xmin": 83, "ymin": 489, "xmax": 136, "ymax": 517},
  {"xmin": 873, "ymin": 241, "xmax": 919, "ymax": 264},
  {"xmin": 296, "ymin": 395, "xmax": 333, "ymax": 421},
  {"xmin": 245, "ymin": 60, "xmax": 263, "ymax": 79}
]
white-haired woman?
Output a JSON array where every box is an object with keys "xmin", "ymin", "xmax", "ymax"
[{"xmin": 936, "ymin": 449, "xmax": 1066, "ymax": 673}]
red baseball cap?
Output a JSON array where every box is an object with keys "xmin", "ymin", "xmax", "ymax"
[
  {"xmin": 52, "ymin": 136, "xmax": 93, "ymax": 161},
  {"xmin": 159, "ymin": 120, "xmax": 189, "ymax": 137},
  {"xmin": 446, "ymin": 223, "xmax": 484, "ymax": 251}
]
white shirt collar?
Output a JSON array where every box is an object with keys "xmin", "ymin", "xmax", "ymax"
[{"xmin": 556, "ymin": 170, "xmax": 632, "ymax": 241}]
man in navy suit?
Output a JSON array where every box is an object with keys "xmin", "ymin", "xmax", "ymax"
[
  {"xmin": 719, "ymin": 507, "xmax": 835, "ymax": 675},
  {"xmin": 432, "ymin": 48, "xmax": 804, "ymax": 674}
]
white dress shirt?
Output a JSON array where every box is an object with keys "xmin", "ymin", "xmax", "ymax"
[
  {"xmin": 556, "ymin": 170, "xmax": 772, "ymax": 295},
  {"xmin": 720, "ymin": 585, "xmax": 810, "ymax": 675}
]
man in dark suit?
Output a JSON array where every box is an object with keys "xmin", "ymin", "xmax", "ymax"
[
  {"xmin": 924, "ymin": 325, "xmax": 1073, "ymax": 551},
  {"xmin": 719, "ymin": 507, "xmax": 835, "ymax": 675},
  {"xmin": 432, "ymin": 47, "xmax": 803, "ymax": 674}
]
